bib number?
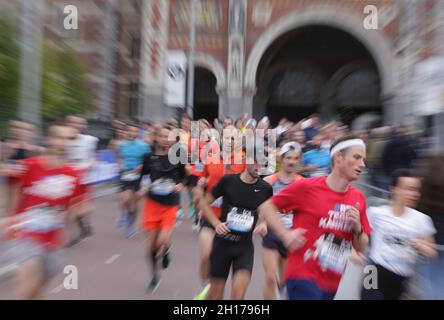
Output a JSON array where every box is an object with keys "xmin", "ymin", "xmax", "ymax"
[
  {"xmin": 226, "ymin": 207, "xmax": 254, "ymax": 232},
  {"xmin": 121, "ymin": 172, "xmax": 140, "ymax": 182},
  {"xmin": 150, "ymin": 178, "xmax": 175, "ymax": 196},
  {"xmin": 18, "ymin": 205, "xmax": 64, "ymax": 233},
  {"xmin": 279, "ymin": 213, "xmax": 293, "ymax": 229},
  {"xmin": 317, "ymin": 233, "xmax": 352, "ymax": 274},
  {"xmin": 194, "ymin": 163, "xmax": 204, "ymax": 173}
]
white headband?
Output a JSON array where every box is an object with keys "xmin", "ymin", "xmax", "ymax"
[
  {"xmin": 330, "ymin": 139, "xmax": 366, "ymax": 158},
  {"xmin": 280, "ymin": 142, "xmax": 301, "ymax": 157}
]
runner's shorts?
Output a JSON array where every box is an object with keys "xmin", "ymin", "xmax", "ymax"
[
  {"xmin": 141, "ymin": 198, "xmax": 178, "ymax": 231},
  {"xmin": 210, "ymin": 237, "xmax": 254, "ymax": 279},
  {"xmin": 262, "ymin": 233, "xmax": 288, "ymax": 258},
  {"xmin": 3, "ymin": 238, "xmax": 65, "ymax": 282},
  {"xmin": 199, "ymin": 207, "xmax": 221, "ymax": 231}
]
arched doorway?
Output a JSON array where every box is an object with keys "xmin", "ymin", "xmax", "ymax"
[
  {"xmin": 193, "ymin": 67, "xmax": 219, "ymax": 121},
  {"xmin": 253, "ymin": 25, "xmax": 382, "ymax": 126}
]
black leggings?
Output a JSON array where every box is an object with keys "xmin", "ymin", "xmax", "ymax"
[{"xmin": 360, "ymin": 263, "xmax": 409, "ymax": 300}]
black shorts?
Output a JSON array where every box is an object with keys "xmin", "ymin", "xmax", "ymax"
[
  {"xmin": 210, "ymin": 238, "xmax": 254, "ymax": 279},
  {"xmin": 185, "ymin": 175, "xmax": 199, "ymax": 187},
  {"xmin": 119, "ymin": 179, "xmax": 140, "ymax": 192},
  {"xmin": 200, "ymin": 218, "xmax": 214, "ymax": 230},
  {"xmin": 262, "ymin": 234, "xmax": 288, "ymax": 259},
  {"xmin": 360, "ymin": 262, "xmax": 409, "ymax": 300}
]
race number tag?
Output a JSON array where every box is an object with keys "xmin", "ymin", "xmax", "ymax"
[
  {"xmin": 311, "ymin": 168, "xmax": 329, "ymax": 177},
  {"xmin": 194, "ymin": 163, "xmax": 204, "ymax": 173},
  {"xmin": 150, "ymin": 178, "xmax": 175, "ymax": 196},
  {"xmin": 121, "ymin": 171, "xmax": 140, "ymax": 182},
  {"xmin": 226, "ymin": 207, "xmax": 254, "ymax": 232},
  {"xmin": 18, "ymin": 205, "xmax": 64, "ymax": 233},
  {"xmin": 211, "ymin": 197, "xmax": 223, "ymax": 208},
  {"xmin": 318, "ymin": 233, "xmax": 352, "ymax": 274},
  {"xmin": 279, "ymin": 213, "xmax": 294, "ymax": 229}
]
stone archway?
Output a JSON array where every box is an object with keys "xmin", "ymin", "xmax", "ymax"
[
  {"xmin": 244, "ymin": 6, "xmax": 397, "ymax": 116},
  {"xmin": 244, "ymin": 6, "xmax": 396, "ymax": 124},
  {"xmin": 194, "ymin": 52, "xmax": 227, "ymax": 118}
]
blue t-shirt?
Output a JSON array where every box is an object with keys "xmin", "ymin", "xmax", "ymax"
[
  {"xmin": 301, "ymin": 149, "xmax": 331, "ymax": 177},
  {"xmin": 118, "ymin": 140, "xmax": 151, "ymax": 171}
]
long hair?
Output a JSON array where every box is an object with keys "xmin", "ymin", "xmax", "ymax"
[{"xmin": 417, "ymin": 154, "xmax": 444, "ymax": 214}]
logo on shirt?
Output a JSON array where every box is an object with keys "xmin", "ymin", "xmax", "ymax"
[
  {"xmin": 318, "ymin": 203, "xmax": 353, "ymax": 232},
  {"xmin": 24, "ymin": 174, "xmax": 77, "ymax": 200}
]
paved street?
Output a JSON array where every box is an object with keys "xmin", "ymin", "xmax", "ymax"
[{"xmin": 0, "ymin": 186, "xmax": 362, "ymax": 300}]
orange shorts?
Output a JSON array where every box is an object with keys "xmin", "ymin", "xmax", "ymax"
[{"xmin": 141, "ymin": 198, "xmax": 178, "ymax": 231}]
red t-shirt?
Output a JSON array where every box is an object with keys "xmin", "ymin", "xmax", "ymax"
[
  {"xmin": 10, "ymin": 157, "xmax": 84, "ymax": 250},
  {"xmin": 271, "ymin": 176, "xmax": 371, "ymax": 292}
]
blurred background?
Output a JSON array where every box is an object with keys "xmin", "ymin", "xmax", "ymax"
[
  {"xmin": 1, "ymin": 0, "xmax": 444, "ymax": 300},
  {"xmin": 0, "ymin": 0, "xmax": 444, "ymax": 149}
]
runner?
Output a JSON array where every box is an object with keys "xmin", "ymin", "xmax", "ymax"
[
  {"xmin": 116, "ymin": 123, "xmax": 150, "ymax": 238},
  {"xmin": 176, "ymin": 114, "xmax": 194, "ymax": 222},
  {"xmin": 65, "ymin": 115, "xmax": 99, "ymax": 246},
  {"xmin": 258, "ymin": 135, "xmax": 371, "ymax": 300},
  {"xmin": 194, "ymin": 126, "xmax": 245, "ymax": 299},
  {"xmin": 0, "ymin": 122, "xmax": 85, "ymax": 299},
  {"xmin": 361, "ymin": 169, "xmax": 437, "ymax": 300},
  {"xmin": 300, "ymin": 133, "xmax": 331, "ymax": 178},
  {"xmin": 137, "ymin": 125, "xmax": 186, "ymax": 293},
  {"xmin": 1, "ymin": 119, "xmax": 42, "ymax": 214},
  {"xmin": 200, "ymin": 151, "xmax": 273, "ymax": 300},
  {"xmin": 254, "ymin": 142, "xmax": 304, "ymax": 300}
]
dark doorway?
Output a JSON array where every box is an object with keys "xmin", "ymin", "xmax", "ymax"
[{"xmin": 193, "ymin": 67, "xmax": 218, "ymax": 122}]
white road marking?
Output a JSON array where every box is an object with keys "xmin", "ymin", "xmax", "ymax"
[
  {"xmin": 50, "ymin": 283, "xmax": 64, "ymax": 294},
  {"xmin": 104, "ymin": 254, "xmax": 120, "ymax": 265}
]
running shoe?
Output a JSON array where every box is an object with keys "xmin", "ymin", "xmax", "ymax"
[
  {"xmin": 124, "ymin": 224, "xmax": 137, "ymax": 239},
  {"xmin": 146, "ymin": 275, "xmax": 161, "ymax": 293},
  {"xmin": 162, "ymin": 248, "xmax": 171, "ymax": 269}
]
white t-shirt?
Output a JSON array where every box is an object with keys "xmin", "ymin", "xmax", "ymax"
[
  {"xmin": 368, "ymin": 205, "xmax": 436, "ymax": 277},
  {"xmin": 67, "ymin": 134, "xmax": 99, "ymax": 169}
]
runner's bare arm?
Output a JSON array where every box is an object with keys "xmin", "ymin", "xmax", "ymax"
[
  {"xmin": 347, "ymin": 206, "xmax": 369, "ymax": 253},
  {"xmin": 411, "ymin": 235, "xmax": 437, "ymax": 259},
  {"xmin": 259, "ymin": 200, "xmax": 306, "ymax": 252},
  {"xmin": 200, "ymin": 193, "xmax": 229, "ymax": 235},
  {"xmin": 255, "ymin": 175, "xmax": 272, "ymax": 234},
  {"xmin": 258, "ymin": 200, "xmax": 287, "ymax": 239}
]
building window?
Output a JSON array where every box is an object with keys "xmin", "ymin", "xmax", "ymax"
[{"xmin": 128, "ymin": 81, "xmax": 139, "ymax": 119}]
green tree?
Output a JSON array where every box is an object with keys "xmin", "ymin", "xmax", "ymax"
[
  {"xmin": 0, "ymin": 18, "xmax": 20, "ymax": 119},
  {"xmin": 41, "ymin": 43, "xmax": 91, "ymax": 121}
]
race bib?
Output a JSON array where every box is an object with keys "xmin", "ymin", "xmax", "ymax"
[
  {"xmin": 121, "ymin": 171, "xmax": 140, "ymax": 182},
  {"xmin": 18, "ymin": 205, "xmax": 64, "ymax": 233},
  {"xmin": 226, "ymin": 207, "xmax": 255, "ymax": 232},
  {"xmin": 150, "ymin": 178, "xmax": 175, "ymax": 196},
  {"xmin": 211, "ymin": 197, "xmax": 223, "ymax": 208},
  {"xmin": 311, "ymin": 168, "xmax": 329, "ymax": 177},
  {"xmin": 279, "ymin": 213, "xmax": 293, "ymax": 229},
  {"xmin": 194, "ymin": 163, "xmax": 204, "ymax": 173},
  {"xmin": 318, "ymin": 233, "xmax": 352, "ymax": 274}
]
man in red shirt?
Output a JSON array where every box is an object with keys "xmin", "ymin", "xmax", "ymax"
[
  {"xmin": 0, "ymin": 122, "xmax": 85, "ymax": 299},
  {"xmin": 258, "ymin": 135, "xmax": 370, "ymax": 300}
]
